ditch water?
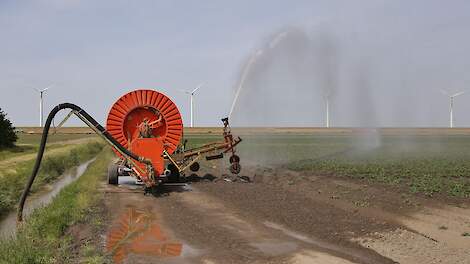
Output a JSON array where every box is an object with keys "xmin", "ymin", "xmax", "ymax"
[{"xmin": 0, "ymin": 158, "xmax": 96, "ymax": 239}]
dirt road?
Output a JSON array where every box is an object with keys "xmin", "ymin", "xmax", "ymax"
[{"xmin": 98, "ymin": 167, "xmax": 470, "ymax": 264}]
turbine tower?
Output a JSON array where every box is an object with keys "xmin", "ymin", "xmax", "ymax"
[
  {"xmin": 181, "ymin": 83, "xmax": 203, "ymax": 127},
  {"xmin": 323, "ymin": 93, "xmax": 331, "ymax": 128},
  {"xmin": 325, "ymin": 95, "xmax": 330, "ymax": 128},
  {"xmin": 441, "ymin": 89, "xmax": 465, "ymax": 128},
  {"xmin": 34, "ymin": 85, "xmax": 52, "ymax": 127}
]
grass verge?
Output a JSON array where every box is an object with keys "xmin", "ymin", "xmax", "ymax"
[
  {"xmin": 15, "ymin": 133, "xmax": 98, "ymax": 145},
  {"xmin": 0, "ymin": 147, "xmax": 112, "ymax": 264},
  {"xmin": 0, "ymin": 134, "xmax": 99, "ymax": 162},
  {"xmin": 0, "ymin": 141, "xmax": 104, "ymax": 217},
  {"xmin": 0, "ymin": 145, "xmax": 37, "ymax": 162}
]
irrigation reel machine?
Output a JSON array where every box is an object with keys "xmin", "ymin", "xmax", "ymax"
[{"xmin": 18, "ymin": 89, "xmax": 242, "ymax": 221}]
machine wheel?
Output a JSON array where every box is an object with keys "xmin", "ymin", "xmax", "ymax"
[
  {"xmin": 190, "ymin": 162, "xmax": 200, "ymax": 172},
  {"xmin": 230, "ymin": 162, "xmax": 241, "ymax": 174},
  {"xmin": 166, "ymin": 164, "xmax": 180, "ymax": 182},
  {"xmin": 108, "ymin": 164, "xmax": 119, "ymax": 185},
  {"xmin": 239, "ymin": 175, "xmax": 251, "ymax": 182},
  {"xmin": 229, "ymin": 155, "xmax": 240, "ymax": 164}
]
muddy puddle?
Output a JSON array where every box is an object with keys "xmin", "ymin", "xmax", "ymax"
[
  {"xmin": 104, "ymin": 179, "xmax": 200, "ymax": 264},
  {"xmin": 0, "ymin": 158, "xmax": 96, "ymax": 239},
  {"xmin": 106, "ymin": 206, "xmax": 182, "ymax": 263}
]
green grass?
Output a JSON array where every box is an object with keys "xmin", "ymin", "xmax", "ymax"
[
  {"xmin": 0, "ymin": 145, "xmax": 37, "ymax": 161},
  {"xmin": 186, "ymin": 134, "xmax": 470, "ymax": 198},
  {"xmin": 0, "ymin": 148, "xmax": 112, "ymax": 264},
  {"xmin": 184, "ymin": 134, "xmax": 220, "ymax": 149},
  {"xmin": 0, "ymin": 144, "xmax": 76, "ymax": 163},
  {"xmin": 16, "ymin": 133, "xmax": 98, "ymax": 145},
  {"xmin": 0, "ymin": 141, "xmax": 104, "ymax": 217},
  {"xmin": 0, "ymin": 134, "xmax": 99, "ymax": 162}
]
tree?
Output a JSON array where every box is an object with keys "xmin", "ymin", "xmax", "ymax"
[{"xmin": 0, "ymin": 108, "xmax": 18, "ymax": 148}]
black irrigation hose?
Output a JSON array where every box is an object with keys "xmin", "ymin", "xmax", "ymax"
[{"xmin": 17, "ymin": 103, "xmax": 150, "ymax": 222}]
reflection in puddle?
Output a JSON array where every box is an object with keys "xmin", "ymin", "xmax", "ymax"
[{"xmin": 106, "ymin": 206, "xmax": 182, "ymax": 263}]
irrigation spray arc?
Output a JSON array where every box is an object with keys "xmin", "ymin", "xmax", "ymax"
[
  {"xmin": 228, "ymin": 25, "xmax": 468, "ymax": 130},
  {"xmin": 228, "ymin": 31, "xmax": 289, "ymax": 119},
  {"xmin": 227, "ymin": 28, "xmax": 340, "ymax": 128},
  {"xmin": 226, "ymin": 26, "xmax": 385, "ymax": 167}
]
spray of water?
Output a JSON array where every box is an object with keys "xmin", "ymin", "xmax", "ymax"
[
  {"xmin": 229, "ymin": 27, "xmax": 340, "ymax": 127},
  {"xmin": 228, "ymin": 50, "xmax": 262, "ymax": 118},
  {"xmin": 227, "ymin": 26, "xmax": 384, "ymax": 167},
  {"xmin": 228, "ymin": 31, "xmax": 289, "ymax": 118}
]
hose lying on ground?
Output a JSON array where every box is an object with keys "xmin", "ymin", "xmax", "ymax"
[{"xmin": 17, "ymin": 103, "xmax": 151, "ymax": 222}]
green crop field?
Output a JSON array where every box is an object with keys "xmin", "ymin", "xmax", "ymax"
[{"xmin": 185, "ymin": 133, "xmax": 470, "ymax": 198}]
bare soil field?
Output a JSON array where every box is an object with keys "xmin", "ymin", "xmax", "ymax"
[{"xmin": 91, "ymin": 162, "xmax": 469, "ymax": 264}]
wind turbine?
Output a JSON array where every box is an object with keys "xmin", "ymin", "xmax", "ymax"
[
  {"xmin": 181, "ymin": 83, "xmax": 203, "ymax": 127},
  {"xmin": 441, "ymin": 89, "xmax": 465, "ymax": 128},
  {"xmin": 323, "ymin": 92, "xmax": 331, "ymax": 128},
  {"xmin": 34, "ymin": 85, "xmax": 52, "ymax": 127},
  {"xmin": 325, "ymin": 95, "xmax": 330, "ymax": 128}
]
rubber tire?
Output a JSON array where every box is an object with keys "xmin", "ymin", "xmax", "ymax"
[
  {"xmin": 190, "ymin": 162, "xmax": 200, "ymax": 172},
  {"xmin": 240, "ymin": 176, "xmax": 251, "ymax": 182},
  {"xmin": 230, "ymin": 162, "xmax": 241, "ymax": 174},
  {"xmin": 229, "ymin": 155, "xmax": 240, "ymax": 164},
  {"xmin": 108, "ymin": 164, "xmax": 119, "ymax": 185},
  {"xmin": 166, "ymin": 164, "xmax": 180, "ymax": 182}
]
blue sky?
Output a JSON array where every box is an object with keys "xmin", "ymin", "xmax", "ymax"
[{"xmin": 1, "ymin": 0, "xmax": 470, "ymax": 127}]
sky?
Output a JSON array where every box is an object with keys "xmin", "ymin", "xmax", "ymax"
[{"xmin": 0, "ymin": 0, "xmax": 470, "ymax": 127}]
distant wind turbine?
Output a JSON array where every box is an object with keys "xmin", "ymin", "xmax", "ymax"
[
  {"xmin": 180, "ymin": 83, "xmax": 203, "ymax": 127},
  {"xmin": 324, "ymin": 94, "xmax": 331, "ymax": 128},
  {"xmin": 34, "ymin": 85, "xmax": 53, "ymax": 127},
  {"xmin": 441, "ymin": 89, "xmax": 465, "ymax": 128}
]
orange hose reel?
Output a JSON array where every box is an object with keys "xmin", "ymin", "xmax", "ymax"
[{"xmin": 106, "ymin": 89, "xmax": 183, "ymax": 176}]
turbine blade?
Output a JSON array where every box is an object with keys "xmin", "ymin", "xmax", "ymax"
[
  {"xmin": 191, "ymin": 83, "xmax": 203, "ymax": 94},
  {"xmin": 440, "ymin": 89, "xmax": 449, "ymax": 95},
  {"xmin": 452, "ymin": 91, "xmax": 465, "ymax": 97},
  {"xmin": 40, "ymin": 84, "xmax": 53, "ymax": 92},
  {"xmin": 178, "ymin": 89, "xmax": 190, "ymax": 94}
]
